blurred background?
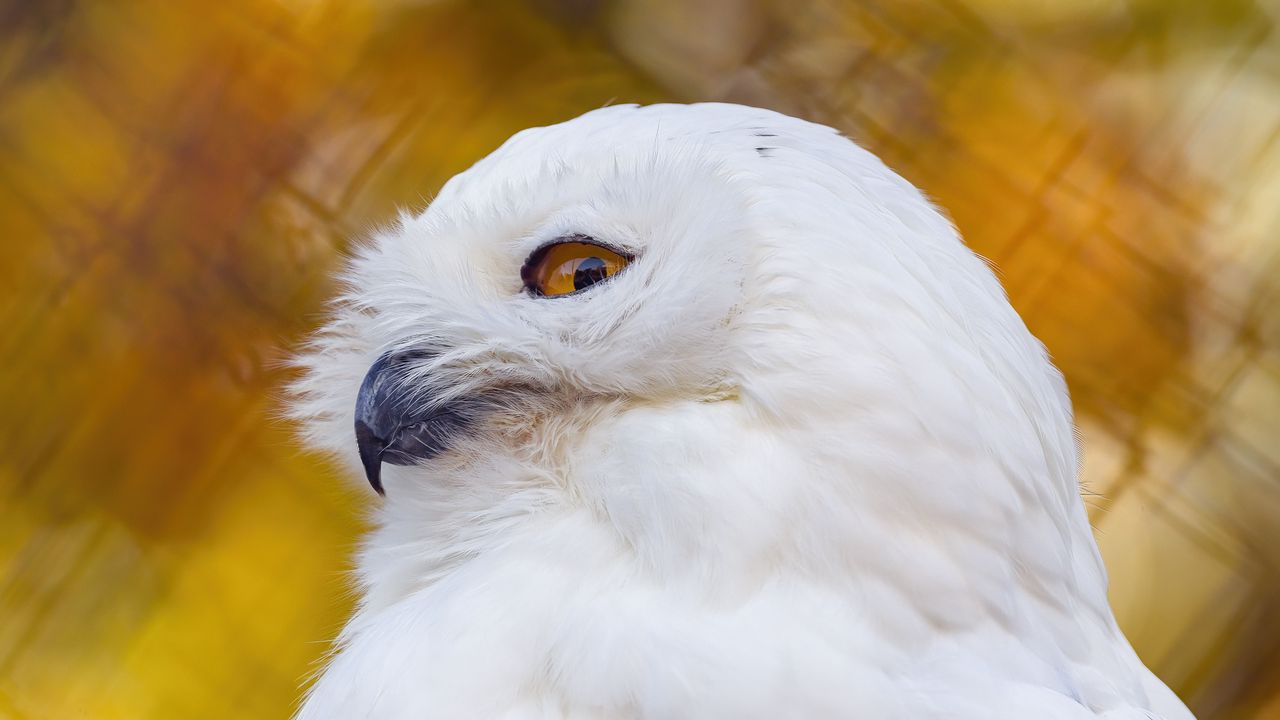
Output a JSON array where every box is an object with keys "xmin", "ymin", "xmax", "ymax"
[{"xmin": 1, "ymin": 0, "xmax": 1278, "ymax": 717}]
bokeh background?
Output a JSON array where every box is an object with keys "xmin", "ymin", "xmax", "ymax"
[{"xmin": 1, "ymin": 0, "xmax": 1279, "ymax": 717}]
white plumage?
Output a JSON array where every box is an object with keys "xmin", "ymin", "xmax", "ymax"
[{"xmin": 290, "ymin": 103, "xmax": 1193, "ymax": 719}]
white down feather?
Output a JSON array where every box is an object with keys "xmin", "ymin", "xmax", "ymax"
[{"xmin": 290, "ymin": 103, "xmax": 1193, "ymax": 720}]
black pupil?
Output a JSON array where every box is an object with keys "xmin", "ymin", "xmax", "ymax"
[{"xmin": 573, "ymin": 257, "xmax": 609, "ymax": 291}]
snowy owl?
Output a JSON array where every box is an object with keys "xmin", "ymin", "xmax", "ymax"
[{"xmin": 290, "ymin": 103, "xmax": 1194, "ymax": 719}]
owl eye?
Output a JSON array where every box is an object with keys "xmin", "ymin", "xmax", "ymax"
[{"xmin": 521, "ymin": 237, "xmax": 633, "ymax": 297}]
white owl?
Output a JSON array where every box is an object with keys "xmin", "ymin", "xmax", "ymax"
[{"xmin": 291, "ymin": 103, "xmax": 1194, "ymax": 720}]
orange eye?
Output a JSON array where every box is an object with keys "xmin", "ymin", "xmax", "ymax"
[{"xmin": 520, "ymin": 238, "xmax": 633, "ymax": 297}]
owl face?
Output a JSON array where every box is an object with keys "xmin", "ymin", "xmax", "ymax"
[
  {"xmin": 293, "ymin": 103, "xmax": 1070, "ymax": 521},
  {"xmin": 295, "ymin": 108, "xmax": 773, "ymax": 494}
]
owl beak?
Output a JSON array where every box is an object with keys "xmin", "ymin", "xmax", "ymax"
[{"xmin": 353, "ymin": 351, "xmax": 478, "ymax": 496}]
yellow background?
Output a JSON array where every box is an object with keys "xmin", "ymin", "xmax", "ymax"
[{"xmin": 2, "ymin": 0, "xmax": 1278, "ymax": 717}]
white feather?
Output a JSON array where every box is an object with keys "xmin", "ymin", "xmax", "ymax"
[{"xmin": 290, "ymin": 103, "xmax": 1194, "ymax": 720}]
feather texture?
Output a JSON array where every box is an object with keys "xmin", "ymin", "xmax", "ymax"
[{"xmin": 290, "ymin": 103, "xmax": 1193, "ymax": 720}]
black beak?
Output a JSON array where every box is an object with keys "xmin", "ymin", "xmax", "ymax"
[{"xmin": 354, "ymin": 351, "xmax": 479, "ymax": 495}]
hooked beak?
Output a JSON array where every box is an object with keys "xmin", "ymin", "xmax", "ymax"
[{"xmin": 353, "ymin": 351, "xmax": 480, "ymax": 495}]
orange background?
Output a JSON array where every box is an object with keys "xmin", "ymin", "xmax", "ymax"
[{"xmin": 1, "ymin": 1, "xmax": 1278, "ymax": 718}]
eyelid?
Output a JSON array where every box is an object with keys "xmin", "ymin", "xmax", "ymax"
[{"xmin": 524, "ymin": 234, "xmax": 635, "ymax": 263}]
